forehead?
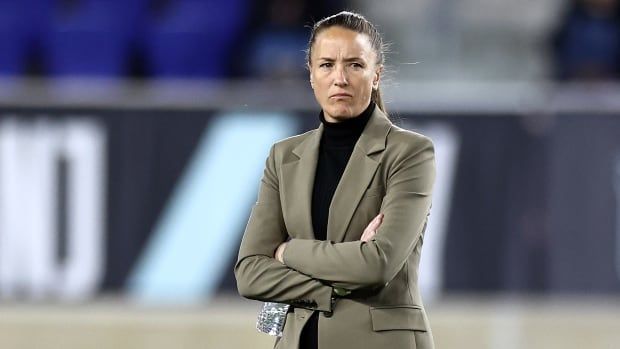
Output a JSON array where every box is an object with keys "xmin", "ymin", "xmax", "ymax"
[{"xmin": 311, "ymin": 26, "xmax": 375, "ymax": 61}]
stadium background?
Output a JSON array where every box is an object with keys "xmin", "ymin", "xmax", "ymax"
[{"xmin": 1, "ymin": 0, "xmax": 620, "ymax": 348}]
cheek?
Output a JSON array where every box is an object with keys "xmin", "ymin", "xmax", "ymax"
[
  {"xmin": 356, "ymin": 80, "xmax": 373, "ymax": 100},
  {"xmin": 313, "ymin": 84, "xmax": 332, "ymax": 109},
  {"xmin": 315, "ymin": 86, "xmax": 328, "ymax": 101},
  {"xmin": 311, "ymin": 77, "xmax": 326, "ymax": 94}
]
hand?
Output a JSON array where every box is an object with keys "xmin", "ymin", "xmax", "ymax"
[
  {"xmin": 360, "ymin": 213, "xmax": 384, "ymax": 242},
  {"xmin": 275, "ymin": 242, "xmax": 288, "ymax": 263}
]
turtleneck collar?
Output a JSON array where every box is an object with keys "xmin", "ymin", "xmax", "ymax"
[{"xmin": 319, "ymin": 102, "xmax": 375, "ymax": 148}]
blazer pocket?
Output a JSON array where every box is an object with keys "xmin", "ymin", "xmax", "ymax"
[
  {"xmin": 369, "ymin": 305, "xmax": 427, "ymax": 332},
  {"xmin": 363, "ymin": 185, "xmax": 385, "ymax": 198}
]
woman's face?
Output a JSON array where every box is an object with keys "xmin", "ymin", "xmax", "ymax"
[{"xmin": 309, "ymin": 26, "xmax": 381, "ymax": 123}]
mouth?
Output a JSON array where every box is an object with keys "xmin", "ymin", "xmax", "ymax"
[{"xmin": 330, "ymin": 93, "xmax": 352, "ymax": 98}]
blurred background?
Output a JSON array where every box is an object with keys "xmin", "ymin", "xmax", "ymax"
[{"xmin": 1, "ymin": 0, "xmax": 620, "ymax": 348}]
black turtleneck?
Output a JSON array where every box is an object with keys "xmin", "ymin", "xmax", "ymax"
[
  {"xmin": 300, "ymin": 102, "xmax": 374, "ymax": 349},
  {"xmin": 311, "ymin": 101, "xmax": 375, "ymax": 241}
]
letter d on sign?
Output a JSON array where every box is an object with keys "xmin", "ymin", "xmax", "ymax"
[{"xmin": 0, "ymin": 117, "xmax": 106, "ymax": 301}]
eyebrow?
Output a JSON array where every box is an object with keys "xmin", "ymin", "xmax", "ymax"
[{"xmin": 317, "ymin": 57, "xmax": 365, "ymax": 62}]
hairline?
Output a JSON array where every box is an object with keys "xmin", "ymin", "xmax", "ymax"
[{"xmin": 308, "ymin": 27, "xmax": 380, "ymax": 66}]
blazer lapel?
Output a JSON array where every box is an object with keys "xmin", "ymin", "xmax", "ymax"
[
  {"xmin": 327, "ymin": 108, "xmax": 392, "ymax": 242},
  {"xmin": 281, "ymin": 125, "xmax": 323, "ymax": 240},
  {"xmin": 281, "ymin": 108, "xmax": 392, "ymax": 242}
]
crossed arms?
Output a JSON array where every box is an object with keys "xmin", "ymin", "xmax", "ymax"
[{"xmin": 234, "ymin": 137, "xmax": 435, "ymax": 312}]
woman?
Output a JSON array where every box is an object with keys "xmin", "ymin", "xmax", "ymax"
[{"xmin": 235, "ymin": 11, "xmax": 436, "ymax": 349}]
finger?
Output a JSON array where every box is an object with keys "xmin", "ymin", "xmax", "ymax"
[
  {"xmin": 363, "ymin": 226, "xmax": 375, "ymax": 240},
  {"xmin": 376, "ymin": 215, "xmax": 384, "ymax": 227},
  {"xmin": 362, "ymin": 214, "xmax": 384, "ymax": 241},
  {"xmin": 372, "ymin": 213, "xmax": 382, "ymax": 223},
  {"xmin": 363, "ymin": 230, "xmax": 377, "ymax": 242},
  {"xmin": 375, "ymin": 213, "xmax": 384, "ymax": 226},
  {"xmin": 361, "ymin": 229, "xmax": 372, "ymax": 241},
  {"xmin": 361, "ymin": 232, "xmax": 369, "ymax": 242},
  {"xmin": 370, "ymin": 218, "xmax": 383, "ymax": 231},
  {"xmin": 361, "ymin": 228, "xmax": 372, "ymax": 239},
  {"xmin": 362, "ymin": 229, "xmax": 377, "ymax": 242},
  {"xmin": 368, "ymin": 215, "xmax": 381, "ymax": 228},
  {"xmin": 365, "ymin": 224, "xmax": 376, "ymax": 234}
]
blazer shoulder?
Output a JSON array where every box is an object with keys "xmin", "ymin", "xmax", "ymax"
[
  {"xmin": 385, "ymin": 124, "xmax": 434, "ymax": 154},
  {"xmin": 272, "ymin": 128, "xmax": 316, "ymax": 154}
]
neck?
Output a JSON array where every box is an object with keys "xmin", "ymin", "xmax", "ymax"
[{"xmin": 319, "ymin": 102, "xmax": 375, "ymax": 147}]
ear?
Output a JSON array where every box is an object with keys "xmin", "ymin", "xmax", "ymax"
[
  {"xmin": 309, "ymin": 67, "xmax": 315, "ymax": 89},
  {"xmin": 372, "ymin": 65, "xmax": 383, "ymax": 90}
]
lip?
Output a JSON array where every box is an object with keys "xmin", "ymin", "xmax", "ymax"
[{"xmin": 330, "ymin": 93, "xmax": 352, "ymax": 98}]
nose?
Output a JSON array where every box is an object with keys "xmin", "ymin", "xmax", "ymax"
[{"xmin": 333, "ymin": 65, "xmax": 348, "ymax": 86}]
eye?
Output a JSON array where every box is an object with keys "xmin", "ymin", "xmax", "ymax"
[
  {"xmin": 351, "ymin": 62, "xmax": 364, "ymax": 69},
  {"xmin": 319, "ymin": 62, "xmax": 333, "ymax": 68}
]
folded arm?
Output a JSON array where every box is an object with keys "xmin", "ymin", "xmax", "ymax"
[
  {"xmin": 234, "ymin": 145, "xmax": 334, "ymax": 312},
  {"xmin": 282, "ymin": 138, "xmax": 435, "ymax": 290}
]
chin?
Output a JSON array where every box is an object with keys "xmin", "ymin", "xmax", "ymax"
[{"xmin": 326, "ymin": 107, "xmax": 354, "ymax": 120}]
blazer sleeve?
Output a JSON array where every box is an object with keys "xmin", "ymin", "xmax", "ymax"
[
  {"xmin": 282, "ymin": 136, "xmax": 435, "ymax": 291},
  {"xmin": 234, "ymin": 144, "xmax": 334, "ymax": 312}
]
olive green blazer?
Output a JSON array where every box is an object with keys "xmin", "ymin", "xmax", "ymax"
[{"xmin": 235, "ymin": 107, "xmax": 436, "ymax": 349}]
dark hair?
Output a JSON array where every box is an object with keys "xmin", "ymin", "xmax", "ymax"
[{"xmin": 306, "ymin": 11, "xmax": 388, "ymax": 115}]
